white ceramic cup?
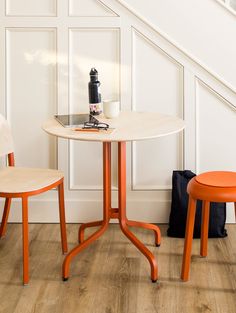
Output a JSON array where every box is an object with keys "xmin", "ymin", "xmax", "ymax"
[{"xmin": 103, "ymin": 100, "xmax": 120, "ymax": 119}]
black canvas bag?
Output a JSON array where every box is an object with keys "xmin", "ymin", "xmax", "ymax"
[{"xmin": 167, "ymin": 170, "xmax": 227, "ymax": 238}]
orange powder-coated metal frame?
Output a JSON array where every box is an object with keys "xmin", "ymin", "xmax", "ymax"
[
  {"xmin": 0, "ymin": 152, "xmax": 68, "ymax": 285},
  {"xmin": 63, "ymin": 142, "xmax": 161, "ymax": 282},
  {"xmin": 181, "ymin": 175, "xmax": 236, "ymax": 281}
]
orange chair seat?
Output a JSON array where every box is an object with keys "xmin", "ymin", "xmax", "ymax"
[{"xmin": 0, "ymin": 167, "xmax": 63, "ymax": 195}]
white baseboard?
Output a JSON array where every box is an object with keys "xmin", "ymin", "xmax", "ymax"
[
  {"xmin": 1, "ymin": 199, "xmax": 235, "ymax": 223},
  {"xmin": 0, "ymin": 199, "xmax": 171, "ymax": 223}
]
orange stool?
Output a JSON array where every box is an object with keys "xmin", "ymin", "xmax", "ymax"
[{"xmin": 181, "ymin": 171, "xmax": 236, "ymax": 281}]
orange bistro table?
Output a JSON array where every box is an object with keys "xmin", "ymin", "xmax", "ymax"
[{"xmin": 42, "ymin": 111, "xmax": 185, "ymax": 282}]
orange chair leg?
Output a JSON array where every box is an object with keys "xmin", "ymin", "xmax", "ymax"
[
  {"xmin": 58, "ymin": 181, "xmax": 68, "ymax": 254},
  {"xmin": 78, "ymin": 220, "xmax": 103, "ymax": 243},
  {"xmin": 118, "ymin": 142, "xmax": 158, "ymax": 282},
  {"xmin": 200, "ymin": 201, "xmax": 210, "ymax": 257},
  {"xmin": 22, "ymin": 197, "xmax": 29, "ymax": 285},
  {"xmin": 181, "ymin": 196, "xmax": 196, "ymax": 281},
  {"xmin": 62, "ymin": 142, "xmax": 111, "ymax": 281},
  {"xmin": 0, "ymin": 198, "xmax": 11, "ymax": 237},
  {"xmin": 126, "ymin": 220, "xmax": 161, "ymax": 247}
]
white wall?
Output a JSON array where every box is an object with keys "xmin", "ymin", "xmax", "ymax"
[
  {"xmin": 0, "ymin": 0, "xmax": 236, "ymax": 223},
  {"xmin": 120, "ymin": 0, "xmax": 236, "ymax": 90}
]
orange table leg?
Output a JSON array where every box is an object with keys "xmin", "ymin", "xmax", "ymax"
[
  {"xmin": 118, "ymin": 142, "xmax": 158, "ymax": 282},
  {"xmin": 78, "ymin": 143, "xmax": 112, "ymax": 244},
  {"xmin": 62, "ymin": 142, "xmax": 111, "ymax": 281},
  {"xmin": 126, "ymin": 220, "xmax": 161, "ymax": 247},
  {"xmin": 78, "ymin": 220, "xmax": 103, "ymax": 243},
  {"xmin": 181, "ymin": 196, "xmax": 196, "ymax": 281},
  {"xmin": 63, "ymin": 141, "xmax": 159, "ymax": 282},
  {"xmin": 200, "ymin": 201, "xmax": 210, "ymax": 257}
]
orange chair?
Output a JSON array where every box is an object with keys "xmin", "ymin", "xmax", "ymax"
[
  {"xmin": 181, "ymin": 171, "xmax": 236, "ymax": 281},
  {"xmin": 0, "ymin": 114, "xmax": 68, "ymax": 285}
]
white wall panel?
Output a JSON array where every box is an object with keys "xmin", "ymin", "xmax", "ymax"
[
  {"xmin": 69, "ymin": 0, "xmax": 117, "ymax": 17},
  {"xmin": 69, "ymin": 28, "xmax": 119, "ymax": 189},
  {"xmin": 6, "ymin": 28, "xmax": 57, "ymax": 169},
  {"xmin": 196, "ymin": 79, "xmax": 236, "ymax": 173},
  {"xmin": 1, "ymin": 0, "xmax": 235, "ymax": 223},
  {"xmin": 122, "ymin": 0, "xmax": 236, "ymax": 89},
  {"xmin": 69, "ymin": 141, "xmax": 102, "ymax": 189},
  {"xmin": 132, "ymin": 29, "xmax": 183, "ymax": 190},
  {"xmin": 6, "ymin": 0, "xmax": 57, "ymax": 16}
]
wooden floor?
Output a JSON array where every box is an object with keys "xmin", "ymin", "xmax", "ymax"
[{"xmin": 0, "ymin": 224, "xmax": 235, "ymax": 313}]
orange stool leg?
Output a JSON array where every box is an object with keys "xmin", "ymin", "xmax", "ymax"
[
  {"xmin": 118, "ymin": 142, "xmax": 158, "ymax": 282},
  {"xmin": 0, "ymin": 198, "xmax": 11, "ymax": 237},
  {"xmin": 126, "ymin": 220, "xmax": 161, "ymax": 247},
  {"xmin": 22, "ymin": 197, "xmax": 29, "ymax": 285},
  {"xmin": 58, "ymin": 181, "xmax": 68, "ymax": 254},
  {"xmin": 181, "ymin": 196, "xmax": 196, "ymax": 281},
  {"xmin": 78, "ymin": 220, "xmax": 103, "ymax": 243},
  {"xmin": 200, "ymin": 201, "xmax": 210, "ymax": 257}
]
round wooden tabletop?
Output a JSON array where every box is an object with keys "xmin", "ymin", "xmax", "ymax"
[{"xmin": 42, "ymin": 111, "xmax": 185, "ymax": 142}]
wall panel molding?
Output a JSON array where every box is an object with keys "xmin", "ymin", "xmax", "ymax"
[
  {"xmin": 131, "ymin": 28, "xmax": 184, "ymax": 191},
  {"xmin": 5, "ymin": 28, "xmax": 58, "ymax": 169},
  {"xmin": 68, "ymin": 27, "xmax": 120, "ymax": 190},
  {"xmin": 1, "ymin": 0, "xmax": 235, "ymax": 223},
  {"xmin": 214, "ymin": 0, "xmax": 236, "ymax": 17},
  {"xmin": 108, "ymin": 0, "xmax": 236, "ymax": 94},
  {"xmin": 5, "ymin": 0, "xmax": 57, "ymax": 17},
  {"xmin": 195, "ymin": 77, "xmax": 236, "ymax": 173},
  {"xmin": 69, "ymin": 0, "xmax": 119, "ymax": 17}
]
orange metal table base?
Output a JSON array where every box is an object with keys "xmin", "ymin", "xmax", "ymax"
[
  {"xmin": 62, "ymin": 142, "xmax": 161, "ymax": 282},
  {"xmin": 78, "ymin": 218, "xmax": 161, "ymax": 247}
]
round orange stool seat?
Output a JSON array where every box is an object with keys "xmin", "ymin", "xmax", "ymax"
[
  {"xmin": 196, "ymin": 171, "xmax": 236, "ymax": 187},
  {"xmin": 187, "ymin": 172, "xmax": 236, "ymax": 203},
  {"xmin": 181, "ymin": 171, "xmax": 236, "ymax": 282}
]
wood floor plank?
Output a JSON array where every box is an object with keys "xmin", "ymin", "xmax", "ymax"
[
  {"xmin": 208, "ymin": 232, "xmax": 236, "ymax": 313},
  {"xmin": 0, "ymin": 224, "xmax": 235, "ymax": 313}
]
